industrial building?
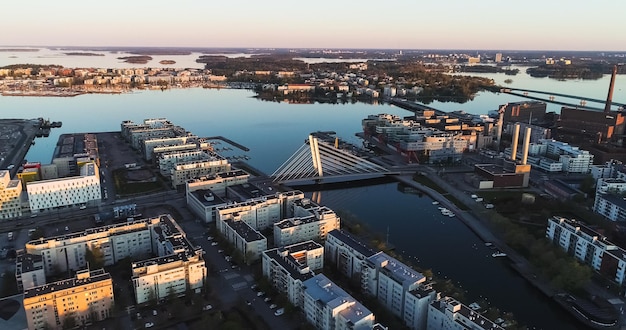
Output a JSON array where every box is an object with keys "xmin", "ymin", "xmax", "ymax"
[
  {"xmin": 499, "ymin": 101, "xmax": 546, "ymax": 124},
  {"xmin": 471, "ymin": 124, "xmax": 532, "ymax": 189}
]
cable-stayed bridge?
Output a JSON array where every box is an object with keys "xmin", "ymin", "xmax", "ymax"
[{"xmin": 271, "ymin": 135, "xmax": 400, "ymax": 185}]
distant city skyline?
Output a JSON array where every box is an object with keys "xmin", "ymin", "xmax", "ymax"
[{"xmin": 2, "ymin": 0, "xmax": 626, "ymax": 51}]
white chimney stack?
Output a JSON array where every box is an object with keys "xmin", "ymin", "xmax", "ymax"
[
  {"xmin": 511, "ymin": 123, "xmax": 520, "ymax": 161},
  {"xmin": 522, "ymin": 127, "xmax": 531, "ymax": 165}
]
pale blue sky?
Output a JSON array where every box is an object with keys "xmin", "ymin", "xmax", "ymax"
[{"xmin": 2, "ymin": 0, "xmax": 625, "ymax": 50}]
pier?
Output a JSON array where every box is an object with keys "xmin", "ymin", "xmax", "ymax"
[{"xmin": 205, "ymin": 136, "xmax": 250, "ymax": 151}]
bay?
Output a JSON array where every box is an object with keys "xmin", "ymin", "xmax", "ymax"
[{"xmin": 2, "ymin": 68, "xmax": 623, "ymax": 329}]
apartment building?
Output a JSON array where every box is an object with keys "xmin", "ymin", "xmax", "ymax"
[
  {"xmin": 0, "ymin": 170, "xmax": 23, "ymax": 219},
  {"xmin": 427, "ymin": 297, "xmax": 504, "ymax": 330},
  {"xmin": 132, "ymin": 252, "xmax": 206, "ymax": 304},
  {"xmin": 215, "ymin": 190, "xmax": 305, "ymax": 230},
  {"xmin": 16, "ymin": 250, "xmax": 45, "ymax": 292},
  {"xmin": 25, "ymin": 217, "xmax": 155, "ymax": 275},
  {"xmin": 23, "ymin": 268, "xmax": 114, "ymax": 330},
  {"xmin": 159, "ymin": 149, "xmax": 208, "ymax": 176},
  {"xmin": 274, "ymin": 201, "xmax": 340, "ymax": 247},
  {"xmin": 594, "ymin": 193, "xmax": 626, "ymax": 222},
  {"xmin": 27, "ymin": 162, "xmax": 101, "ymax": 213},
  {"xmin": 219, "ymin": 219, "xmax": 267, "ymax": 262},
  {"xmin": 546, "ymin": 216, "xmax": 626, "ymax": 285},
  {"xmin": 261, "ymin": 241, "xmax": 322, "ymax": 307},
  {"xmin": 170, "ymin": 153, "xmax": 231, "ymax": 187},
  {"xmin": 185, "ymin": 169, "xmax": 250, "ymax": 195},
  {"xmin": 325, "ymin": 229, "xmax": 376, "ymax": 279},
  {"xmin": 362, "ymin": 252, "xmax": 427, "ymax": 320},
  {"xmin": 302, "ymin": 274, "xmax": 375, "ymax": 330}
]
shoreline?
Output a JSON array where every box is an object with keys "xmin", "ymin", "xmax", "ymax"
[{"xmin": 394, "ymin": 171, "xmax": 620, "ymax": 329}]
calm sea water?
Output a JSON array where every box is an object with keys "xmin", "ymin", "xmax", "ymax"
[{"xmin": 2, "ymin": 63, "xmax": 622, "ymax": 329}]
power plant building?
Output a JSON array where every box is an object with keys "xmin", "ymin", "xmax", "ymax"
[{"xmin": 499, "ymin": 101, "xmax": 546, "ymax": 124}]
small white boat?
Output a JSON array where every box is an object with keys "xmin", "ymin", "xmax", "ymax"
[
  {"xmin": 492, "ymin": 252, "xmax": 507, "ymax": 258},
  {"xmin": 432, "ymin": 201, "xmax": 440, "ymax": 205},
  {"xmin": 469, "ymin": 302, "xmax": 481, "ymax": 310}
]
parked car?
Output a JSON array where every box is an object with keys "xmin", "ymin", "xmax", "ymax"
[
  {"xmin": 211, "ymin": 242, "xmax": 218, "ymax": 246},
  {"xmin": 274, "ymin": 308, "xmax": 284, "ymax": 316},
  {"xmin": 145, "ymin": 322, "xmax": 154, "ymax": 328},
  {"xmin": 257, "ymin": 291, "xmax": 265, "ymax": 297},
  {"xmin": 269, "ymin": 304, "xmax": 277, "ymax": 309},
  {"xmin": 264, "ymin": 297, "xmax": 271, "ymax": 302},
  {"xmin": 202, "ymin": 304, "xmax": 213, "ymax": 311},
  {"xmin": 152, "ymin": 310, "xmax": 157, "ymax": 316}
]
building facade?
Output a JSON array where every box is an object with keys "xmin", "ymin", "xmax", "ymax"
[
  {"xmin": 262, "ymin": 241, "xmax": 322, "ymax": 307},
  {"xmin": 23, "ymin": 269, "xmax": 114, "ymax": 330},
  {"xmin": 427, "ymin": 297, "xmax": 504, "ymax": 330},
  {"xmin": 325, "ymin": 229, "xmax": 376, "ymax": 280},
  {"xmin": 27, "ymin": 162, "xmax": 101, "ymax": 213},
  {"xmin": 303, "ymin": 274, "xmax": 375, "ymax": 330},
  {"xmin": 0, "ymin": 170, "xmax": 23, "ymax": 219},
  {"xmin": 546, "ymin": 216, "xmax": 626, "ymax": 285}
]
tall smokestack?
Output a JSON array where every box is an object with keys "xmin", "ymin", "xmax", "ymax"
[
  {"xmin": 511, "ymin": 123, "xmax": 520, "ymax": 161},
  {"xmin": 605, "ymin": 65, "xmax": 618, "ymax": 114},
  {"xmin": 496, "ymin": 109, "xmax": 505, "ymax": 149},
  {"xmin": 522, "ymin": 127, "xmax": 531, "ymax": 165}
]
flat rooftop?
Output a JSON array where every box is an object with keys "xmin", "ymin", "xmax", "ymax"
[
  {"xmin": 328, "ymin": 229, "xmax": 376, "ymax": 258},
  {"xmin": 303, "ymin": 274, "xmax": 372, "ymax": 323},
  {"xmin": 367, "ymin": 252, "xmax": 425, "ymax": 286},
  {"xmin": 190, "ymin": 189, "xmax": 227, "ymax": 207},
  {"xmin": 24, "ymin": 269, "xmax": 111, "ymax": 298},
  {"xmin": 225, "ymin": 219, "xmax": 265, "ymax": 242}
]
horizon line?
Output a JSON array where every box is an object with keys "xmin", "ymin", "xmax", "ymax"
[{"xmin": 1, "ymin": 45, "xmax": 626, "ymax": 53}]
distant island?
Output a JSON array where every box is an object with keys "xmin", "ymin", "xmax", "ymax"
[
  {"xmin": 64, "ymin": 52, "xmax": 105, "ymax": 57},
  {"xmin": 117, "ymin": 55, "xmax": 152, "ymax": 64},
  {"xmin": 159, "ymin": 60, "xmax": 176, "ymax": 65},
  {"xmin": 0, "ymin": 48, "xmax": 39, "ymax": 52}
]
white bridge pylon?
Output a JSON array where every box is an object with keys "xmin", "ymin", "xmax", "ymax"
[{"xmin": 271, "ymin": 135, "xmax": 389, "ymax": 183}]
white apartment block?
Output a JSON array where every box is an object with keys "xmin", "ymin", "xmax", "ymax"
[
  {"xmin": 27, "ymin": 162, "xmax": 101, "ymax": 213},
  {"xmin": 262, "ymin": 241, "xmax": 322, "ymax": 307},
  {"xmin": 158, "ymin": 149, "xmax": 207, "ymax": 176},
  {"xmin": 546, "ymin": 216, "xmax": 626, "ymax": 285},
  {"xmin": 186, "ymin": 169, "xmax": 250, "ymax": 195},
  {"xmin": 544, "ymin": 140, "xmax": 594, "ymax": 173},
  {"xmin": 24, "ymin": 269, "xmax": 114, "ymax": 330},
  {"xmin": 427, "ymin": 297, "xmax": 504, "ymax": 330},
  {"xmin": 303, "ymin": 274, "xmax": 375, "ymax": 330},
  {"xmin": 170, "ymin": 153, "xmax": 231, "ymax": 187},
  {"xmin": 274, "ymin": 202, "xmax": 341, "ymax": 247},
  {"xmin": 594, "ymin": 193, "xmax": 626, "ymax": 222},
  {"xmin": 24, "ymin": 214, "xmax": 207, "ymax": 303},
  {"xmin": 596, "ymin": 178, "xmax": 626, "ymax": 195},
  {"xmin": 215, "ymin": 190, "xmax": 305, "ymax": 230},
  {"xmin": 219, "ymin": 219, "xmax": 267, "ymax": 262},
  {"xmin": 143, "ymin": 135, "xmax": 197, "ymax": 161},
  {"xmin": 325, "ymin": 229, "xmax": 376, "ymax": 279},
  {"xmin": 362, "ymin": 252, "xmax": 427, "ymax": 321},
  {"xmin": 132, "ymin": 251, "xmax": 207, "ymax": 304},
  {"xmin": 0, "ymin": 170, "xmax": 23, "ymax": 219},
  {"xmin": 25, "ymin": 217, "xmax": 156, "ymax": 274}
]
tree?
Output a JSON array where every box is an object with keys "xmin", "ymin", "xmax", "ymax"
[{"xmin": 85, "ymin": 246, "xmax": 105, "ymax": 269}]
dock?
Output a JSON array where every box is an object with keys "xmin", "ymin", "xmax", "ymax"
[{"xmin": 205, "ymin": 136, "xmax": 250, "ymax": 152}]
